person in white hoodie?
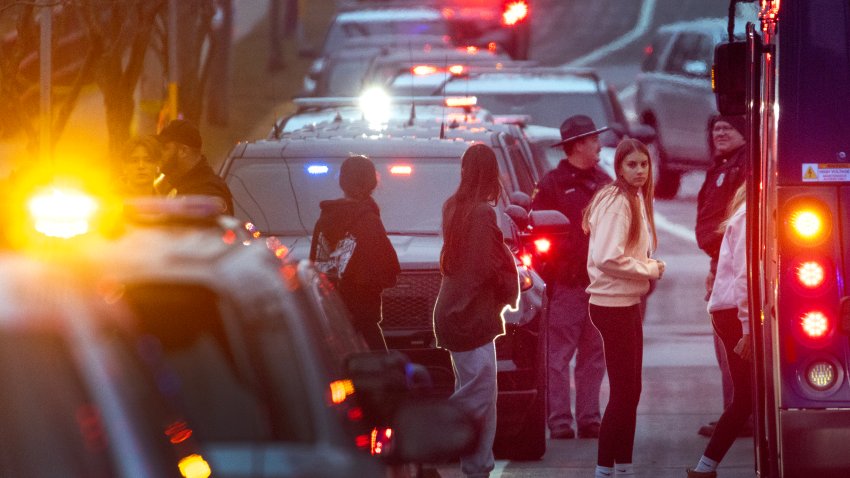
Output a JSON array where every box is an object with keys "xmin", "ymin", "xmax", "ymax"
[
  {"xmin": 687, "ymin": 185, "xmax": 750, "ymax": 478},
  {"xmin": 582, "ymin": 138, "xmax": 665, "ymax": 478}
]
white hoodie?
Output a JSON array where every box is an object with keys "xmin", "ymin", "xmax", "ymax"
[
  {"xmin": 586, "ymin": 191, "xmax": 661, "ymax": 307},
  {"xmin": 707, "ymin": 204, "xmax": 749, "ymax": 332}
]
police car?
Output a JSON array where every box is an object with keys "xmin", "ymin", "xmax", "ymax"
[{"xmin": 221, "ymin": 105, "xmax": 569, "ymax": 460}]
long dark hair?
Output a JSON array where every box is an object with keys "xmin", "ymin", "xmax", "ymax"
[
  {"xmin": 583, "ymin": 138, "xmax": 657, "ymax": 251},
  {"xmin": 441, "ymin": 144, "xmax": 502, "ymax": 274}
]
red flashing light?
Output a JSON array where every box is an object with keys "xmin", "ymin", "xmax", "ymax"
[
  {"xmin": 389, "ymin": 165, "xmax": 412, "ymax": 175},
  {"xmin": 445, "ymin": 96, "xmax": 476, "ymax": 107},
  {"xmin": 502, "ymin": 1, "xmax": 529, "ymax": 26},
  {"xmin": 644, "ymin": 44, "xmax": 653, "ymax": 56},
  {"xmin": 411, "ymin": 65, "xmax": 439, "ymax": 76},
  {"xmin": 448, "ymin": 64, "xmax": 466, "ymax": 75},
  {"xmin": 534, "ymin": 238, "xmax": 552, "ymax": 254},
  {"xmin": 801, "ymin": 311, "xmax": 829, "ymax": 338},
  {"xmin": 165, "ymin": 421, "xmax": 193, "ymax": 444},
  {"xmin": 520, "ymin": 253, "xmax": 532, "ymax": 268}
]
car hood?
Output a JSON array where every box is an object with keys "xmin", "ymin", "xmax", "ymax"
[{"xmin": 266, "ymin": 234, "xmax": 442, "ymax": 270}]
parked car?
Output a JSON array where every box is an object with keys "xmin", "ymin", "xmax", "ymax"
[
  {"xmin": 0, "ymin": 254, "xmax": 205, "ymax": 478},
  {"xmin": 634, "ymin": 17, "xmax": 751, "ymax": 198},
  {"xmin": 221, "ymin": 113, "xmax": 568, "ymax": 460}
]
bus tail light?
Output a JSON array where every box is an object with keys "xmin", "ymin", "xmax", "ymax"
[
  {"xmin": 800, "ymin": 311, "xmax": 829, "ymax": 338},
  {"xmin": 806, "ymin": 361, "xmax": 837, "ymax": 391},
  {"xmin": 796, "ymin": 260, "xmax": 826, "ymax": 289}
]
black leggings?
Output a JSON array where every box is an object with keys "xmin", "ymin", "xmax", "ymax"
[
  {"xmin": 704, "ymin": 308, "xmax": 752, "ymax": 462},
  {"xmin": 589, "ymin": 303, "xmax": 643, "ymax": 467}
]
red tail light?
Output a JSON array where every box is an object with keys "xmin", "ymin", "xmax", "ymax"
[
  {"xmin": 801, "ymin": 311, "xmax": 829, "ymax": 338},
  {"xmin": 371, "ymin": 427, "xmax": 394, "ymax": 455},
  {"xmin": 520, "ymin": 253, "xmax": 532, "ymax": 268},
  {"xmin": 796, "ymin": 260, "xmax": 826, "ymax": 288},
  {"xmin": 534, "ymin": 238, "xmax": 551, "ymax": 254},
  {"xmin": 502, "ymin": 1, "xmax": 529, "ymax": 26}
]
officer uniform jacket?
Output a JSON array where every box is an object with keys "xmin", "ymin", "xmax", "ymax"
[
  {"xmin": 695, "ymin": 145, "xmax": 746, "ymax": 272},
  {"xmin": 530, "ymin": 159, "xmax": 611, "ymax": 286},
  {"xmin": 167, "ymin": 157, "xmax": 235, "ymax": 215}
]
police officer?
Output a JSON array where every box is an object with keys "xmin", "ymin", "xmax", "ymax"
[
  {"xmin": 531, "ymin": 115, "xmax": 611, "ymax": 439},
  {"xmin": 694, "ymin": 114, "xmax": 751, "ymax": 438}
]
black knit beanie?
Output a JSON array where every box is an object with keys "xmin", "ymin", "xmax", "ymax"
[
  {"xmin": 710, "ymin": 114, "xmax": 746, "ymax": 136},
  {"xmin": 339, "ymin": 155, "xmax": 377, "ymax": 199}
]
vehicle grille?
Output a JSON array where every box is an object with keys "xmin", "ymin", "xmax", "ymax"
[{"xmin": 381, "ymin": 271, "xmax": 442, "ymax": 330}]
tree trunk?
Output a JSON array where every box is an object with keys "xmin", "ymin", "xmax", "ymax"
[{"xmin": 206, "ymin": 0, "xmax": 232, "ymax": 126}]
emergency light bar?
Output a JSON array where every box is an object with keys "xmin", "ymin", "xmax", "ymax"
[{"xmin": 294, "ymin": 96, "xmax": 476, "ymax": 110}]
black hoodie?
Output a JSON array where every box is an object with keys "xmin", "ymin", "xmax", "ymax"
[{"xmin": 309, "ymin": 197, "xmax": 400, "ymax": 329}]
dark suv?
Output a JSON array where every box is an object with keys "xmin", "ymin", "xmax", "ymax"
[{"xmin": 221, "ymin": 114, "xmax": 560, "ymax": 460}]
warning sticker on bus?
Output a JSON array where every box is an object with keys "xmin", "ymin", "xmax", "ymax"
[{"xmin": 802, "ymin": 163, "xmax": 850, "ymax": 182}]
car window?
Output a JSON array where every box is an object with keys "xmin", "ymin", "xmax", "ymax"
[
  {"xmin": 0, "ymin": 331, "xmax": 117, "ymax": 477},
  {"xmin": 227, "ymin": 156, "xmax": 461, "ymax": 236},
  {"xmin": 641, "ymin": 31, "xmax": 673, "ymax": 72},
  {"xmin": 324, "ymin": 57, "xmax": 373, "ymax": 96},
  {"xmin": 662, "ymin": 32, "xmax": 704, "ymax": 76},
  {"xmin": 504, "ymin": 140, "xmax": 535, "ymax": 195}
]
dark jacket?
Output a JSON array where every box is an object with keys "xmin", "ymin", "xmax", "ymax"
[
  {"xmin": 310, "ymin": 197, "xmax": 400, "ymax": 329},
  {"xmin": 530, "ymin": 159, "xmax": 611, "ymax": 286},
  {"xmin": 696, "ymin": 145, "xmax": 746, "ymax": 272},
  {"xmin": 433, "ymin": 203, "xmax": 519, "ymax": 352},
  {"xmin": 165, "ymin": 157, "xmax": 234, "ymax": 215}
]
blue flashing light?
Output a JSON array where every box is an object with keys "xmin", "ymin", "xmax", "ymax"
[{"xmin": 307, "ymin": 164, "xmax": 329, "ymax": 175}]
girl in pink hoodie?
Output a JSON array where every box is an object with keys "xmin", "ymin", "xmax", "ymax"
[{"xmin": 582, "ymin": 139, "xmax": 666, "ymax": 478}]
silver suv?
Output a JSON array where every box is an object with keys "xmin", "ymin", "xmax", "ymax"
[{"xmin": 635, "ymin": 17, "xmax": 749, "ymax": 198}]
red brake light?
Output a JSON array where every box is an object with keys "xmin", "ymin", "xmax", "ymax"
[
  {"xmin": 445, "ymin": 96, "xmax": 477, "ymax": 107},
  {"xmin": 801, "ymin": 311, "xmax": 829, "ymax": 338},
  {"xmin": 411, "ymin": 65, "xmax": 439, "ymax": 76},
  {"xmin": 644, "ymin": 44, "xmax": 653, "ymax": 56},
  {"xmin": 796, "ymin": 260, "xmax": 826, "ymax": 288},
  {"xmin": 448, "ymin": 64, "xmax": 466, "ymax": 75},
  {"xmin": 371, "ymin": 427, "xmax": 394, "ymax": 455},
  {"xmin": 520, "ymin": 253, "xmax": 532, "ymax": 268},
  {"xmin": 534, "ymin": 238, "xmax": 552, "ymax": 254},
  {"xmin": 502, "ymin": 1, "xmax": 529, "ymax": 26}
]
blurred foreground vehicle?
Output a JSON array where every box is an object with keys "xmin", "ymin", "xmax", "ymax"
[
  {"xmin": 221, "ymin": 106, "xmax": 572, "ymax": 460},
  {"xmin": 6, "ymin": 186, "xmax": 475, "ymax": 478},
  {"xmin": 0, "ymin": 254, "xmax": 204, "ymax": 477}
]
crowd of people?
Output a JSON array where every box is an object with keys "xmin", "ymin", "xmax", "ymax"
[{"xmin": 116, "ymin": 112, "xmax": 751, "ymax": 478}]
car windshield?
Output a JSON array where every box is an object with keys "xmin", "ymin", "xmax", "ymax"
[
  {"xmin": 324, "ymin": 20, "xmax": 449, "ymax": 54},
  {"xmin": 227, "ymin": 156, "xmax": 462, "ymax": 236},
  {"xmin": 458, "ymin": 91, "xmax": 609, "ymax": 129}
]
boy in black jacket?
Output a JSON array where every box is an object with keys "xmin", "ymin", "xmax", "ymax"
[{"xmin": 310, "ymin": 155, "xmax": 400, "ymax": 350}]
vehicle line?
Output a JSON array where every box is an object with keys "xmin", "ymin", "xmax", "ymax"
[
  {"xmin": 654, "ymin": 211, "xmax": 697, "ymax": 244},
  {"xmin": 566, "ymin": 0, "xmax": 658, "ymax": 67}
]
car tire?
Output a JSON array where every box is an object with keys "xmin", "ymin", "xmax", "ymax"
[
  {"xmin": 648, "ymin": 130, "xmax": 681, "ymax": 199},
  {"xmin": 493, "ymin": 309, "xmax": 547, "ymax": 461}
]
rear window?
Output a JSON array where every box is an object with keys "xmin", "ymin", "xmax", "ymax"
[
  {"xmin": 0, "ymin": 332, "xmax": 116, "ymax": 477},
  {"xmin": 324, "ymin": 19, "xmax": 449, "ymax": 55},
  {"xmin": 227, "ymin": 156, "xmax": 463, "ymax": 235},
  {"xmin": 641, "ymin": 31, "xmax": 673, "ymax": 71}
]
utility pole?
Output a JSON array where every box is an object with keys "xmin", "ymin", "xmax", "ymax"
[
  {"xmin": 39, "ymin": 0, "xmax": 52, "ymax": 163},
  {"xmin": 167, "ymin": 0, "xmax": 179, "ymax": 123}
]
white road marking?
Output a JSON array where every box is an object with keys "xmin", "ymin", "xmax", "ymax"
[
  {"xmin": 567, "ymin": 0, "xmax": 658, "ymax": 67},
  {"xmin": 654, "ymin": 212, "xmax": 697, "ymax": 244}
]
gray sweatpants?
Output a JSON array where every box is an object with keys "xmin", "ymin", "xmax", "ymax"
[{"xmin": 449, "ymin": 341, "xmax": 497, "ymax": 478}]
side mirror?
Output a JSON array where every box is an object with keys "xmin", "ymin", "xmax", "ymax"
[
  {"xmin": 345, "ymin": 350, "xmax": 430, "ymax": 423},
  {"xmin": 505, "ymin": 204, "xmax": 529, "ymax": 230},
  {"xmin": 386, "ymin": 399, "xmax": 478, "ymax": 464},
  {"xmin": 629, "ymin": 123, "xmax": 657, "ymax": 144},
  {"xmin": 528, "ymin": 210, "xmax": 570, "ymax": 235},
  {"xmin": 510, "ymin": 191, "xmax": 532, "ymax": 211},
  {"xmin": 713, "ymin": 41, "xmax": 748, "ymax": 115}
]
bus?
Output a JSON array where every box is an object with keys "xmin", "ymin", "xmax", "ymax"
[{"xmin": 713, "ymin": 0, "xmax": 850, "ymax": 476}]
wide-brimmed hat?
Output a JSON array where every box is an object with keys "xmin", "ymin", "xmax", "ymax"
[{"xmin": 551, "ymin": 114, "xmax": 609, "ymax": 148}]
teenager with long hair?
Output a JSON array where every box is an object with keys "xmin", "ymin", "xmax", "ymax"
[
  {"xmin": 433, "ymin": 143, "xmax": 519, "ymax": 478},
  {"xmin": 582, "ymin": 138, "xmax": 666, "ymax": 478},
  {"xmin": 687, "ymin": 185, "xmax": 750, "ymax": 478}
]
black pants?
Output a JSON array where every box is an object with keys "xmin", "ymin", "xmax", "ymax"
[
  {"xmin": 704, "ymin": 308, "xmax": 752, "ymax": 462},
  {"xmin": 589, "ymin": 303, "xmax": 643, "ymax": 467}
]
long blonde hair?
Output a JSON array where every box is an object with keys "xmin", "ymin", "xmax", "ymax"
[
  {"xmin": 719, "ymin": 184, "xmax": 747, "ymax": 233},
  {"xmin": 582, "ymin": 139, "xmax": 657, "ymax": 251}
]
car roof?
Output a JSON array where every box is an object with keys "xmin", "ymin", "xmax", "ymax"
[
  {"xmin": 338, "ymin": 33, "xmax": 450, "ymax": 49},
  {"xmin": 656, "ymin": 16, "xmax": 747, "ymax": 36}
]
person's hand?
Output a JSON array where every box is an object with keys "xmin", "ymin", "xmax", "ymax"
[
  {"xmin": 734, "ymin": 333, "xmax": 752, "ymax": 361},
  {"xmin": 656, "ymin": 260, "xmax": 666, "ymax": 279},
  {"xmin": 704, "ymin": 271, "xmax": 715, "ymax": 301}
]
